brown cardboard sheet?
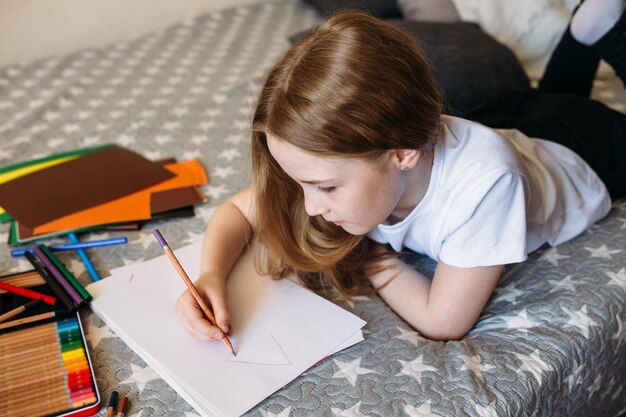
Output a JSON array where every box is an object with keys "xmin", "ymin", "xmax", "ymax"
[
  {"xmin": 0, "ymin": 147, "xmax": 175, "ymax": 228},
  {"xmin": 32, "ymin": 160, "xmax": 207, "ymax": 234},
  {"xmin": 150, "ymin": 187, "xmax": 205, "ymax": 214}
]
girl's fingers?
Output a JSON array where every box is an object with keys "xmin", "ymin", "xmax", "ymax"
[
  {"xmin": 175, "ymin": 290, "xmax": 224, "ymax": 341},
  {"xmin": 205, "ymin": 286, "xmax": 230, "ymax": 335}
]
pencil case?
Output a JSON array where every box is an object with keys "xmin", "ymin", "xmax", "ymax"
[{"xmin": 0, "ymin": 271, "xmax": 101, "ymax": 417}]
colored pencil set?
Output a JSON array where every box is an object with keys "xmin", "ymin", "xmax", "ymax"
[
  {"xmin": 0, "ymin": 315, "xmax": 100, "ymax": 417},
  {"xmin": 0, "ymin": 264, "xmax": 101, "ymax": 417}
]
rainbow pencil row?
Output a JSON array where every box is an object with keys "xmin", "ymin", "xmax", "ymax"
[{"xmin": 0, "ymin": 316, "xmax": 97, "ymax": 417}]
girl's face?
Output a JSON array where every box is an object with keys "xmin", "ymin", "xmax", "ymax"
[{"xmin": 267, "ymin": 134, "xmax": 413, "ymax": 235}]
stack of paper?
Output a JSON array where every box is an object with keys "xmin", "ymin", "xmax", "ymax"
[
  {"xmin": 87, "ymin": 241, "xmax": 366, "ymax": 417},
  {"xmin": 0, "ymin": 145, "xmax": 208, "ymax": 244}
]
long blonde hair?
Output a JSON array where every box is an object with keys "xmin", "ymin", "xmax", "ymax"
[{"xmin": 251, "ymin": 11, "xmax": 443, "ymax": 297}]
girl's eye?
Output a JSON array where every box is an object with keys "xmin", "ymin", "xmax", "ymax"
[{"xmin": 318, "ymin": 186, "xmax": 336, "ymax": 193}]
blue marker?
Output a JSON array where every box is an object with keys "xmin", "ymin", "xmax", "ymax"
[
  {"xmin": 11, "ymin": 236, "xmax": 127, "ymax": 257},
  {"xmin": 67, "ymin": 232, "xmax": 101, "ymax": 282}
]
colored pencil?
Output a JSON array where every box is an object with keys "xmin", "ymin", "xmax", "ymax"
[
  {"xmin": 67, "ymin": 232, "xmax": 102, "ymax": 282},
  {"xmin": 0, "ymin": 281, "xmax": 56, "ymax": 306},
  {"xmin": 24, "ymin": 251, "xmax": 75, "ymax": 311},
  {"xmin": 1, "ymin": 384, "xmax": 69, "ymax": 406},
  {"xmin": 2, "ymin": 389, "xmax": 70, "ymax": 416},
  {"xmin": 0, "ymin": 323, "xmax": 55, "ymax": 344},
  {"xmin": 105, "ymin": 391, "xmax": 119, "ymax": 417},
  {"xmin": 0, "ymin": 270, "xmax": 44, "ymax": 289},
  {"xmin": 152, "ymin": 229, "xmax": 236, "ymax": 356},
  {"xmin": 0, "ymin": 311, "xmax": 56, "ymax": 330},
  {"xmin": 0, "ymin": 345, "xmax": 63, "ymax": 368},
  {"xmin": 11, "ymin": 237, "xmax": 128, "ymax": 257},
  {"xmin": 115, "ymin": 396, "xmax": 129, "ymax": 417},
  {"xmin": 0, "ymin": 345, "xmax": 61, "ymax": 363},
  {"xmin": 0, "ymin": 336, "xmax": 61, "ymax": 358},
  {"xmin": 0, "ymin": 371, "xmax": 67, "ymax": 395},
  {"xmin": 0, "ymin": 336, "xmax": 60, "ymax": 355},
  {"xmin": 0, "ymin": 299, "xmax": 43, "ymax": 323},
  {"xmin": 38, "ymin": 244, "xmax": 92, "ymax": 302},
  {"xmin": 0, "ymin": 360, "xmax": 65, "ymax": 382},
  {"xmin": 32, "ymin": 246, "xmax": 83, "ymax": 307}
]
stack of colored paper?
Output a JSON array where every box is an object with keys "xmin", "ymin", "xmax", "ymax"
[{"xmin": 0, "ymin": 145, "xmax": 209, "ymax": 244}]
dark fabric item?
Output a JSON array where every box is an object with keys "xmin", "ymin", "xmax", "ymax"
[
  {"xmin": 393, "ymin": 21, "xmax": 530, "ymax": 116},
  {"xmin": 466, "ymin": 89, "xmax": 626, "ymax": 199},
  {"xmin": 539, "ymin": 28, "xmax": 600, "ymax": 97},
  {"xmin": 590, "ymin": 10, "xmax": 626, "ymax": 87},
  {"xmin": 289, "ymin": 21, "xmax": 530, "ymax": 116},
  {"xmin": 302, "ymin": 0, "xmax": 402, "ymax": 18}
]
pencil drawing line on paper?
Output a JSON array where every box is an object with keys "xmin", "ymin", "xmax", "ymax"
[{"xmin": 228, "ymin": 334, "xmax": 293, "ymax": 366}]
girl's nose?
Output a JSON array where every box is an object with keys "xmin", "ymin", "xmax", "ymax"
[{"xmin": 304, "ymin": 193, "xmax": 329, "ymax": 217}]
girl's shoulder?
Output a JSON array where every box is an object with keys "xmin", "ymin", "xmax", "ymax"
[
  {"xmin": 439, "ymin": 115, "xmax": 526, "ymax": 180},
  {"xmin": 441, "ymin": 115, "xmax": 513, "ymax": 150}
]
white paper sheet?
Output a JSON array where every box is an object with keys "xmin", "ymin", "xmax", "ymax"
[{"xmin": 87, "ymin": 240, "xmax": 366, "ymax": 417}]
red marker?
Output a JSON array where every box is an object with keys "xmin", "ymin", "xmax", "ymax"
[{"xmin": 0, "ymin": 281, "xmax": 56, "ymax": 305}]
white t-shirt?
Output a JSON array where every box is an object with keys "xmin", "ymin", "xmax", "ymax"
[{"xmin": 368, "ymin": 115, "xmax": 612, "ymax": 267}]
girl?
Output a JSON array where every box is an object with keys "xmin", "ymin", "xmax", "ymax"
[{"xmin": 176, "ymin": 1, "xmax": 626, "ymax": 341}]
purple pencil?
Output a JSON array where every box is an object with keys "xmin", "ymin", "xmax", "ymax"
[{"xmin": 32, "ymin": 246, "xmax": 83, "ymax": 307}]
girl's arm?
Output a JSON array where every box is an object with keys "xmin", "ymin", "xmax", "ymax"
[
  {"xmin": 368, "ymin": 250, "xmax": 502, "ymax": 341},
  {"xmin": 175, "ymin": 188, "xmax": 256, "ymax": 342}
]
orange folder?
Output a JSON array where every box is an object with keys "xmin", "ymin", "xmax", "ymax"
[{"xmin": 33, "ymin": 160, "xmax": 208, "ymax": 235}]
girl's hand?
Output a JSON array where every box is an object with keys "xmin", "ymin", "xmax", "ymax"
[{"xmin": 175, "ymin": 275, "xmax": 230, "ymax": 342}]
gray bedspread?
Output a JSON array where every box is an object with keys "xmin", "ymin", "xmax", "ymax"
[{"xmin": 1, "ymin": 1, "xmax": 625, "ymax": 416}]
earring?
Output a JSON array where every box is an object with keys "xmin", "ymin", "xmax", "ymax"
[{"xmin": 401, "ymin": 165, "xmax": 410, "ymax": 172}]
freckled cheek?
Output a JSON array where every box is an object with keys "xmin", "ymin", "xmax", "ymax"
[
  {"xmin": 366, "ymin": 195, "xmax": 396, "ymax": 225},
  {"xmin": 341, "ymin": 195, "xmax": 374, "ymax": 225},
  {"xmin": 347, "ymin": 207, "xmax": 376, "ymax": 227}
]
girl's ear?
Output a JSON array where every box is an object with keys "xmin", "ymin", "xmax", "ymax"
[{"xmin": 391, "ymin": 149, "xmax": 421, "ymax": 170}]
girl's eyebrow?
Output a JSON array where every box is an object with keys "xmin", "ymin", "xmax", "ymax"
[{"xmin": 298, "ymin": 178, "xmax": 335, "ymax": 185}]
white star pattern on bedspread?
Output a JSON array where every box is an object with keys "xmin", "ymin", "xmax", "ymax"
[
  {"xmin": 605, "ymin": 268, "xmax": 626, "ymax": 289},
  {"xmin": 562, "ymin": 306, "xmax": 598, "ymax": 339},
  {"xmin": 397, "ymin": 355, "xmax": 438, "ymax": 383},
  {"xmin": 261, "ymin": 407, "xmax": 292, "ymax": 417},
  {"xmin": 548, "ymin": 275, "xmax": 578, "ymax": 293},
  {"xmin": 513, "ymin": 350, "xmax": 552, "ymax": 385},
  {"xmin": 584, "ymin": 244, "xmax": 622, "ymax": 259},
  {"xmin": 394, "ymin": 325, "xmax": 423, "ymax": 346},
  {"xmin": 85, "ymin": 323, "xmax": 116, "ymax": 348},
  {"xmin": 540, "ymin": 247, "xmax": 570, "ymax": 266},
  {"xmin": 331, "ymin": 402, "xmax": 369, "ymax": 417},
  {"xmin": 497, "ymin": 309, "xmax": 540, "ymax": 333},
  {"xmin": 332, "ymin": 358, "xmax": 375, "ymax": 386},
  {"xmin": 121, "ymin": 363, "xmax": 161, "ymax": 392},
  {"xmin": 458, "ymin": 355, "xmax": 495, "ymax": 382}
]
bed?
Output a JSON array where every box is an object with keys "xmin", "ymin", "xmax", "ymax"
[{"xmin": 0, "ymin": 0, "xmax": 625, "ymax": 416}]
